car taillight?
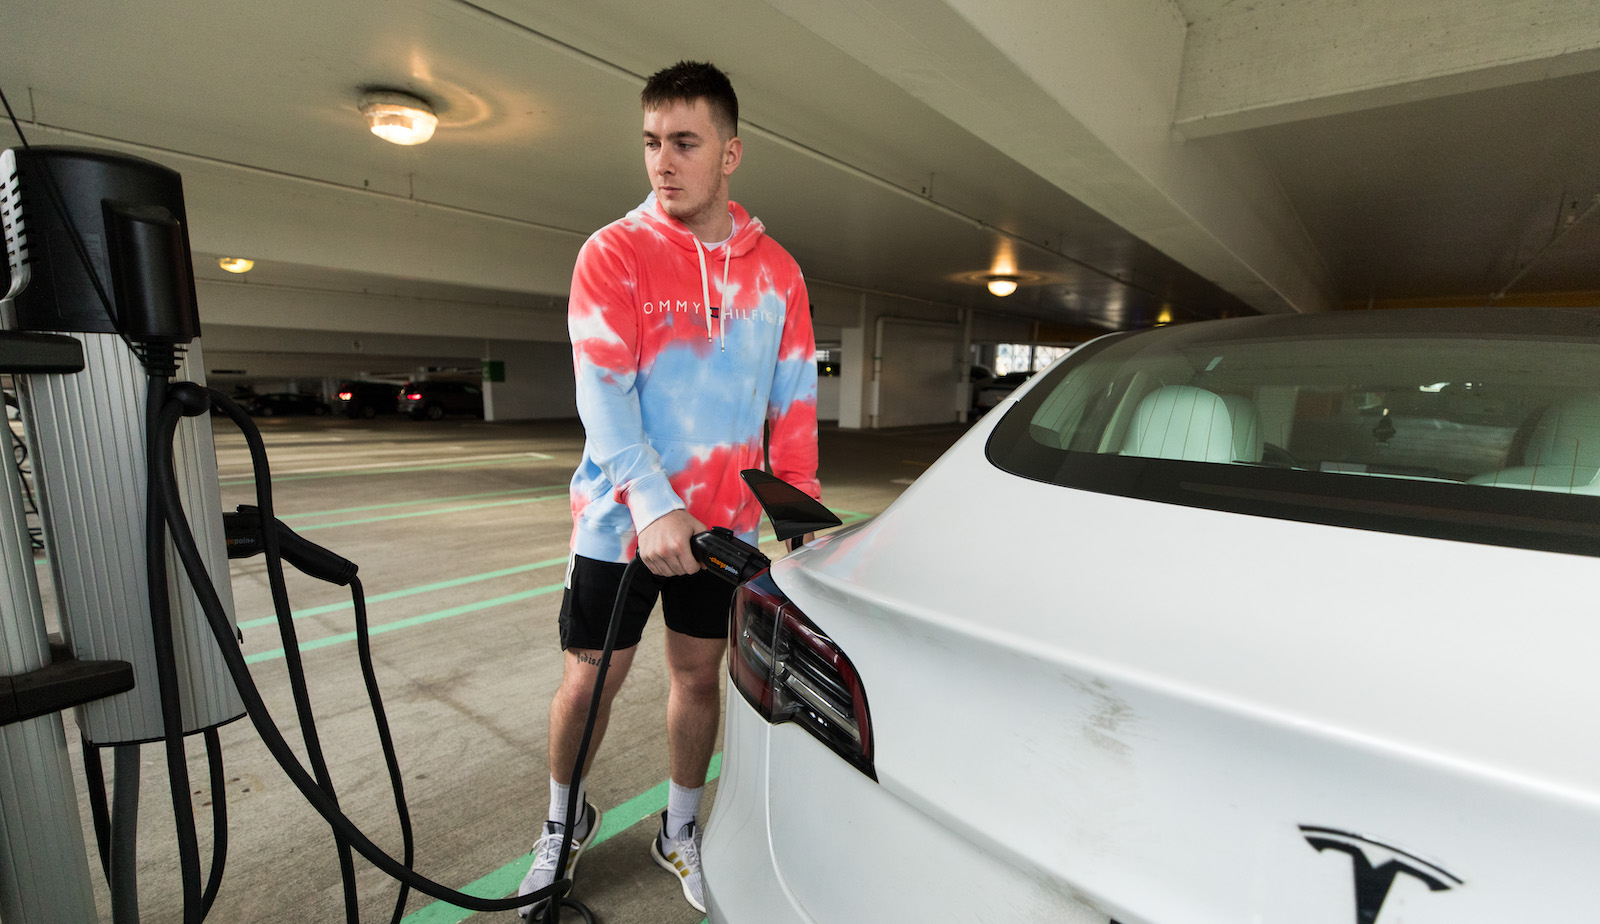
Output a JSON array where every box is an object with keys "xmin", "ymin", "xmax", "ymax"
[
  {"xmin": 405, "ymin": 393, "xmax": 421, "ymax": 400},
  {"xmin": 730, "ymin": 572, "xmax": 874, "ymax": 780},
  {"xmin": 337, "ymin": 391, "xmax": 352, "ymax": 400}
]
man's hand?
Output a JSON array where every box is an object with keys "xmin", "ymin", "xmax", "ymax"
[{"xmin": 638, "ymin": 509, "xmax": 706, "ymax": 577}]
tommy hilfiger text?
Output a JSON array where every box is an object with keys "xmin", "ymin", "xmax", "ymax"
[{"xmin": 641, "ymin": 300, "xmax": 779, "ymax": 324}]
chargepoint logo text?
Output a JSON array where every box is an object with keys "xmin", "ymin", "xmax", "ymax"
[{"xmin": 1300, "ymin": 826, "xmax": 1462, "ymax": 924}]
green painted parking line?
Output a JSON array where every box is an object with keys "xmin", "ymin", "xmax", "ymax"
[
  {"xmin": 237, "ymin": 557, "xmax": 570, "ymax": 630},
  {"xmin": 243, "ymin": 582, "xmax": 566, "ymax": 664},
  {"xmin": 293, "ymin": 494, "xmax": 567, "ymax": 532},
  {"xmin": 219, "ymin": 455, "xmax": 551, "ymax": 486},
  {"xmin": 278, "ymin": 487, "xmax": 567, "ymax": 520},
  {"xmin": 400, "ymin": 753, "xmax": 724, "ymax": 924}
]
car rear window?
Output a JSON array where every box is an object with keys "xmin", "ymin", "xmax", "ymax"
[{"xmin": 987, "ymin": 308, "xmax": 1600, "ymax": 557}]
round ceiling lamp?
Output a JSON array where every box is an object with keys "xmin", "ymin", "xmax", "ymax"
[
  {"xmin": 986, "ymin": 275, "xmax": 1019, "ymax": 297},
  {"xmin": 218, "ymin": 257, "xmax": 254, "ymax": 274},
  {"xmin": 360, "ymin": 90, "xmax": 438, "ymax": 146}
]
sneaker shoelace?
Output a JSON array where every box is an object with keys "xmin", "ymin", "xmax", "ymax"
[
  {"xmin": 531, "ymin": 824, "xmax": 571, "ymax": 874},
  {"xmin": 671, "ymin": 825, "xmax": 703, "ymax": 880}
]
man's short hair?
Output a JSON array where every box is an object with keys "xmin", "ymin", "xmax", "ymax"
[{"xmin": 641, "ymin": 61, "xmax": 738, "ymax": 140}]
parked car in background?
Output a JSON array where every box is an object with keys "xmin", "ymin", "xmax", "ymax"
[
  {"xmin": 971, "ymin": 370, "xmax": 1032, "ymax": 413},
  {"xmin": 397, "ymin": 380, "xmax": 484, "ymax": 420},
  {"xmin": 333, "ymin": 380, "xmax": 401, "ymax": 418},
  {"xmin": 705, "ymin": 307, "xmax": 1600, "ymax": 923},
  {"xmin": 967, "ymin": 364, "xmax": 998, "ymax": 414},
  {"xmin": 245, "ymin": 393, "xmax": 330, "ymax": 417}
]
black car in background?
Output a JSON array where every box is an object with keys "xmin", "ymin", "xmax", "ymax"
[
  {"xmin": 246, "ymin": 393, "xmax": 331, "ymax": 417},
  {"xmin": 972, "ymin": 371, "xmax": 1033, "ymax": 414},
  {"xmin": 398, "ymin": 381, "xmax": 484, "ymax": 420},
  {"xmin": 333, "ymin": 381, "xmax": 402, "ymax": 418}
]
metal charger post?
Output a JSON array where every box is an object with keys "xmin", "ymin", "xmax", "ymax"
[
  {"xmin": 0, "ymin": 331, "xmax": 135, "ymax": 923},
  {"xmin": 3, "ymin": 145, "xmax": 244, "ymax": 749}
]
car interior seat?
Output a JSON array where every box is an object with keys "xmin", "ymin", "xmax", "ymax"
[
  {"xmin": 1468, "ymin": 393, "xmax": 1600, "ymax": 493},
  {"xmin": 1120, "ymin": 385, "xmax": 1263, "ymax": 463}
]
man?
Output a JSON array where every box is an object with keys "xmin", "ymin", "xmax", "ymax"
[{"xmin": 517, "ymin": 61, "xmax": 819, "ymax": 917}]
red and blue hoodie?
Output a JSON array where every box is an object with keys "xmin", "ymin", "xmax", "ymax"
[{"xmin": 568, "ymin": 193, "xmax": 819, "ymax": 563}]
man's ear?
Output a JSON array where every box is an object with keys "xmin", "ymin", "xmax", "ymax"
[{"xmin": 723, "ymin": 136, "xmax": 743, "ymax": 177}]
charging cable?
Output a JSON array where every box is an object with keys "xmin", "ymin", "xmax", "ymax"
[{"xmin": 151, "ymin": 384, "xmax": 572, "ymax": 916}]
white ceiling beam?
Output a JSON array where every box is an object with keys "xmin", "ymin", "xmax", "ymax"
[
  {"xmin": 0, "ymin": 121, "xmax": 586, "ymax": 298},
  {"xmin": 197, "ymin": 280, "xmax": 568, "ymax": 342},
  {"xmin": 766, "ymin": 0, "xmax": 1334, "ymax": 314},
  {"xmin": 1175, "ymin": 0, "xmax": 1600, "ymax": 138}
]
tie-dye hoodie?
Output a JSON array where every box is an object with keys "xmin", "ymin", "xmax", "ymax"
[{"xmin": 567, "ymin": 193, "xmax": 819, "ymax": 563}]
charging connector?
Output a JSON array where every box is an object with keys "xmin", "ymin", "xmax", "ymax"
[
  {"xmin": 223, "ymin": 506, "xmax": 359, "ymax": 586},
  {"xmin": 690, "ymin": 527, "xmax": 771, "ymax": 585}
]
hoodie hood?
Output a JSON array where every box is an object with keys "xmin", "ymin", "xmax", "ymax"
[{"xmin": 629, "ymin": 193, "xmax": 767, "ymax": 258}]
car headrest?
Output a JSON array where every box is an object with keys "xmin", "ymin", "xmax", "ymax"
[
  {"xmin": 1121, "ymin": 386, "xmax": 1261, "ymax": 463},
  {"xmin": 1523, "ymin": 393, "xmax": 1600, "ymax": 470}
]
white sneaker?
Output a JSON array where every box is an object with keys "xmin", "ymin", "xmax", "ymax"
[
  {"xmin": 649, "ymin": 812, "xmax": 706, "ymax": 913},
  {"xmin": 516, "ymin": 802, "xmax": 600, "ymax": 920}
]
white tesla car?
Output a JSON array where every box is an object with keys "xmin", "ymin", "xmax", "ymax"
[{"xmin": 703, "ymin": 307, "xmax": 1600, "ymax": 923}]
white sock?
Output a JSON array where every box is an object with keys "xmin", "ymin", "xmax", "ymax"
[
  {"xmin": 548, "ymin": 777, "xmax": 589, "ymax": 834},
  {"xmin": 664, "ymin": 782, "xmax": 703, "ymax": 839}
]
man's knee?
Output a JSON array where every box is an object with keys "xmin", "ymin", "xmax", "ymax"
[{"xmin": 668, "ymin": 660, "xmax": 722, "ymax": 700}]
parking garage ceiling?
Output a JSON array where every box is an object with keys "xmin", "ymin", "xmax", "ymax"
[{"xmin": 3, "ymin": 0, "xmax": 1598, "ymax": 335}]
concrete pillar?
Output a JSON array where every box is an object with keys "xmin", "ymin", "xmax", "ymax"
[
  {"xmin": 478, "ymin": 340, "xmax": 578, "ymax": 421},
  {"xmin": 837, "ymin": 326, "xmax": 867, "ymax": 429}
]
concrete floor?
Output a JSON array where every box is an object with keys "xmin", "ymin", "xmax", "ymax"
[{"xmin": 38, "ymin": 414, "xmax": 970, "ymax": 923}]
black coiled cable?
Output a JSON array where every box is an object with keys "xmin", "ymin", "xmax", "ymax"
[
  {"xmin": 151, "ymin": 384, "xmax": 571, "ymax": 915},
  {"xmin": 143, "ymin": 371, "xmax": 205, "ymax": 924}
]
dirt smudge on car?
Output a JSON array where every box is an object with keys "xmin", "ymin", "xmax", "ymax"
[{"xmin": 1059, "ymin": 673, "xmax": 1139, "ymax": 760}]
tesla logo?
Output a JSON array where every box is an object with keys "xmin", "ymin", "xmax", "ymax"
[{"xmin": 1300, "ymin": 826, "xmax": 1462, "ymax": 923}]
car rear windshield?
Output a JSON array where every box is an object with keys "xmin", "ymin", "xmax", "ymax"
[{"xmin": 987, "ymin": 308, "xmax": 1600, "ymax": 557}]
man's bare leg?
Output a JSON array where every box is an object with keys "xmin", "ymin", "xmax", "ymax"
[
  {"xmin": 518, "ymin": 646, "xmax": 640, "ymax": 917},
  {"xmin": 548, "ymin": 645, "xmax": 638, "ymax": 787},
  {"xmin": 664, "ymin": 631, "xmax": 726, "ymax": 791},
  {"xmin": 652, "ymin": 629, "xmax": 725, "ymax": 914}
]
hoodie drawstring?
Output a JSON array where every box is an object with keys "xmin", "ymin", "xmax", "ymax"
[
  {"xmin": 694, "ymin": 236, "xmax": 733, "ymax": 352},
  {"xmin": 720, "ymin": 244, "xmax": 730, "ymax": 351}
]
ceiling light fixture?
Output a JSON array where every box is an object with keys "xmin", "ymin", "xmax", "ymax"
[
  {"xmin": 360, "ymin": 90, "xmax": 438, "ymax": 146},
  {"xmin": 218, "ymin": 257, "xmax": 254, "ymax": 274},
  {"xmin": 986, "ymin": 275, "xmax": 1019, "ymax": 297}
]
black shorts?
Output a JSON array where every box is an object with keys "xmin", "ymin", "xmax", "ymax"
[{"xmin": 557, "ymin": 555, "xmax": 737, "ymax": 651}]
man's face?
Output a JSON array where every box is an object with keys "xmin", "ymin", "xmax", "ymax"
[{"xmin": 643, "ymin": 99, "xmax": 740, "ymax": 229}]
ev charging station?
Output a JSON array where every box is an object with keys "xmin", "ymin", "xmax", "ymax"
[
  {"xmin": 1, "ymin": 145, "xmax": 242, "ymax": 922},
  {"xmin": 0, "ymin": 143, "xmax": 531, "ymax": 924},
  {"xmin": 0, "ymin": 144, "xmax": 509, "ymax": 924}
]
